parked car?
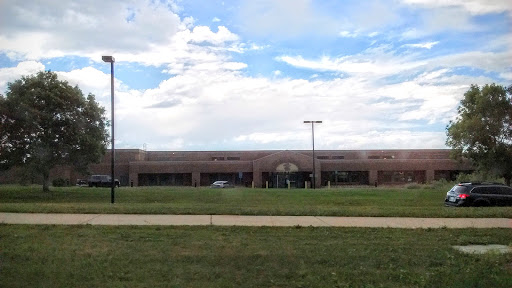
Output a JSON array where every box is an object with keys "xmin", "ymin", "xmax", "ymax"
[
  {"xmin": 210, "ymin": 181, "xmax": 233, "ymax": 188},
  {"xmin": 88, "ymin": 175, "xmax": 120, "ymax": 188},
  {"xmin": 76, "ymin": 179, "xmax": 88, "ymax": 187},
  {"xmin": 445, "ymin": 182, "xmax": 512, "ymax": 207}
]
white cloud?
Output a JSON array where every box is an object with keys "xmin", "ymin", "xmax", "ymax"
[
  {"xmin": 339, "ymin": 30, "xmax": 381, "ymax": 38},
  {"xmin": 339, "ymin": 31, "xmax": 359, "ymax": 38},
  {"xmin": 235, "ymin": 132, "xmax": 299, "ymax": 144},
  {"xmin": 339, "ymin": 30, "xmax": 379, "ymax": 39},
  {"xmin": 80, "ymin": 24, "xmax": 247, "ymax": 74},
  {"xmin": 0, "ymin": 0, "xmax": 182, "ymax": 60},
  {"xmin": 323, "ymin": 130, "xmax": 447, "ymax": 150},
  {"xmin": 351, "ymin": 1, "xmax": 402, "ymax": 31},
  {"xmin": 56, "ymin": 67, "xmax": 121, "ymax": 103},
  {"xmin": 423, "ymin": 7, "xmax": 476, "ymax": 32},
  {"xmin": 0, "ymin": 61, "xmax": 46, "ymax": 93},
  {"xmin": 277, "ymin": 45, "xmax": 511, "ymax": 80},
  {"xmin": 433, "ymin": 51, "xmax": 512, "ymax": 73},
  {"xmin": 500, "ymin": 71, "xmax": 512, "ymax": 81},
  {"xmin": 394, "ymin": 0, "xmax": 512, "ymax": 39},
  {"xmin": 188, "ymin": 26, "xmax": 239, "ymax": 45},
  {"xmin": 238, "ymin": 0, "xmax": 340, "ymax": 38},
  {"xmin": 0, "ymin": 62, "xmax": 478, "ymax": 152},
  {"xmin": 378, "ymin": 81, "xmax": 465, "ymax": 123},
  {"xmin": 54, "ymin": 67, "xmax": 145, "ymax": 146},
  {"xmin": 108, "ymin": 64, "xmax": 473, "ymax": 150},
  {"xmin": 401, "ymin": 28, "xmax": 424, "ymax": 40},
  {"xmin": 401, "ymin": 0, "xmax": 512, "ymax": 15},
  {"xmin": 403, "ymin": 41, "xmax": 439, "ymax": 49},
  {"xmin": 0, "ymin": 60, "xmax": 456, "ymax": 150},
  {"xmin": 415, "ymin": 69, "xmax": 451, "ymax": 82},
  {"xmin": 249, "ymin": 43, "xmax": 268, "ymax": 51},
  {"xmin": 399, "ymin": 0, "xmax": 510, "ymax": 37},
  {"xmin": 276, "ymin": 46, "xmax": 427, "ymax": 77},
  {"xmin": 212, "ymin": 17, "xmax": 221, "ymax": 22}
]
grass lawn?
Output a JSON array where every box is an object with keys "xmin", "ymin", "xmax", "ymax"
[
  {"xmin": 0, "ymin": 225, "xmax": 511, "ymax": 287},
  {"xmin": 1, "ymin": 185, "xmax": 512, "ymax": 217}
]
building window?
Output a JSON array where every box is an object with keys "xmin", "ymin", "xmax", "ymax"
[
  {"xmin": 212, "ymin": 157, "xmax": 224, "ymax": 161},
  {"xmin": 227, "ymin": 157, "xmax": 240, "ymax": 161},
  {"xmin": 378, "ymin": 171, "xmax": 425, "ymax": 184},
  {"xmin": 322, "ymin": 171, "xmax": 369, "ymax": 185},
  {"xmin": 317, "ymin": 156, "xmax": 329, "ymax": 159},
  {"xmin": 332, "ymin": 156, "xmax": 344, "ymax": 159},
  {"xmin": 138, "ymin": 173, "xmax": 192, "ymax": 186}
]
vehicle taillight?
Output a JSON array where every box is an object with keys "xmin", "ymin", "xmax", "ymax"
[{"xmin": 458, "ymin": 194, "xmax": 470, "ymax": 199}]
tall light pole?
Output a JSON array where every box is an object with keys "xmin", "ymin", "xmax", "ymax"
[
  {"xmin": 304, "ymin": 120, "xmax": 322, "ymax": 189},
  {"xmin": 102, "ymin": 56, "xmax": 115, "ymax": 204}
]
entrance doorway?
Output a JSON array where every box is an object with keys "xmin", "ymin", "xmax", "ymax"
[
  {"xmin": 261, "ymin": 162, "xmax": 309, "ymax": 188},
  {"xmin": 274, "ymin": 172, "xmax": 294, "ymax": 188},
  {"xmin": 262, "ymin": 172, "xmax": 309, "ymax": 188}
]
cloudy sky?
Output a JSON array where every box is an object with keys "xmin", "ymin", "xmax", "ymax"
[{"xmin": 0, "ymin": 0, "xmax": 510, "ymax": 151}]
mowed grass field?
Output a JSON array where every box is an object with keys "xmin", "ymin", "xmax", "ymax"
[
  {"xmin": 1, "ymin": 225, "xmax": 511, "ymax": 288},
  {"xmin": 1, "ymin": 184, "xmax": 512, "ymax": 217},
  {"xmin": 1, "ymin": 185, "xmax": 511, "ymax": 287}
]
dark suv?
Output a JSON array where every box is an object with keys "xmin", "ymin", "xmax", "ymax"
[
  {"xmin": 445, "ymin": 182, "xmax": 512, "ymax": 207},
  {"xmin": 88, "ymin": 175, "xmax": 120, "ymax": 188}
]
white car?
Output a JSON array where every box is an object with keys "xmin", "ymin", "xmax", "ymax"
[{"xmin": 210, "ymin": 181, "xmax": 233, "ymax": 188}]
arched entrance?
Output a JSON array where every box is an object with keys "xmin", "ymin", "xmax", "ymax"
[{"xmin": 253, "ymin": 150, "xmax": 318, "ymax": 188}]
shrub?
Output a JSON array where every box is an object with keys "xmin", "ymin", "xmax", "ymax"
[
  {"xmin": 425, "ymin": 178, "xmax": 452, "ymax": 190},
  {"xmin": 406, "ymin": 183, "xmax": 421, "ymax": 189},
  {"xmin": 455, "ymin": 172, "xmax": 505, "ymax": 184}
]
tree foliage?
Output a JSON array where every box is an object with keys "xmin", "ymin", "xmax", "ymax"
[
  {"xmin": 446, "ymin": 83, "xmax": 512, "ymax": 185},
  {"xmin": 0, "ymin": 71, "xmax": 109, "ymax": 191}
]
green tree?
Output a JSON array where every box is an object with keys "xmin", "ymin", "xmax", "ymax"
[
  {"xmin": 446, "ymin": 83, "xmax": 512, "ymax": 185},
  {"xmin": 0, "ymin": 71, "xmax": 109, "ymax": 191}
]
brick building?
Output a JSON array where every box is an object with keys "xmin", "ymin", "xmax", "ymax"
[{"xmin": 50, "ymin": 149, "xmax": 473, "ymax": 188}]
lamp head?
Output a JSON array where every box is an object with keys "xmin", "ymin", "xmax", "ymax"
[{"xmin": 102, "ymin": 56, "xmax": 115, "ymax": 63}]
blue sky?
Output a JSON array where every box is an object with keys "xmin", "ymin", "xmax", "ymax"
[{"xmin": 0, "ymin": 0, "xmax": 510, "ymax": 151}]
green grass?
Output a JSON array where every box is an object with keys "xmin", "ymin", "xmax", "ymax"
[
  {"xmin": 1, "ymin": 225, "xmax": 510, "ymax": 287},
  {"xmin": 1, "ymin": 185, "xmax": 512, "ymax": 217}
]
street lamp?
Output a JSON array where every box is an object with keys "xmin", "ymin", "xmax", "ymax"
[
  {"xmin": 102, "ymin": 55, "xmax": 115, "ymax": 204},
  {"xmin": 304, "ymin": 121, "xmax": 322, "ymax": 189}
]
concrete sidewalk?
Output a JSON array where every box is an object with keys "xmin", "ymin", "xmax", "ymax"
[{"xmin": 0, "ymin": 213, "xmax": 510, "ymax": 228}]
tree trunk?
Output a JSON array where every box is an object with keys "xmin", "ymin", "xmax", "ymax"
[
  {"xmin": 506, "ymin": 176, "xmax": 511, "ymax": 187},
  {"xmin": 42, "ymin": 171, "xmax": 50, "ymax": 192}
]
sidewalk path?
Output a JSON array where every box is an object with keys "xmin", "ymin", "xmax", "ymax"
[{"xmin": 1, "ymin": 213, "xmax": 510, "ymax": 228}]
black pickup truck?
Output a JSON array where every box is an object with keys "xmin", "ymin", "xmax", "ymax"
[{"xmin": 87, "ymin": 175, "xmax": 120, "ymax": 188}]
